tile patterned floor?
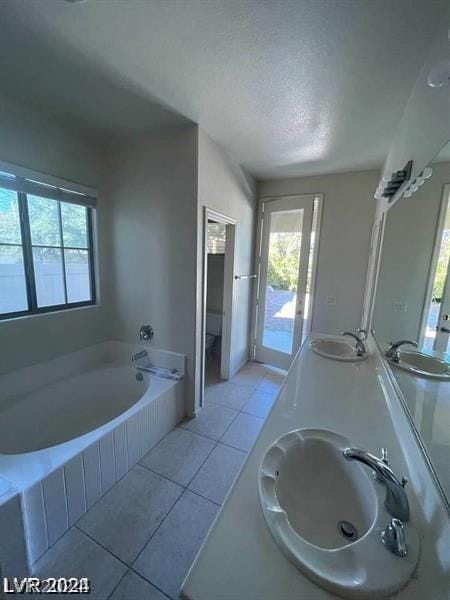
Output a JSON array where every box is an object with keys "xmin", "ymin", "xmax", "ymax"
[{"xmin": 33, "ymin": 361, "xmax": 285, "ymax": 600}]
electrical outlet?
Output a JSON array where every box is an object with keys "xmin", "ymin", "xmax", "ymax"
[
  {"xmin": 325, "ymin": 296, "xmax": 336, "ymax": 305},
  {"xmin": 393, "ymin": 302, "xmax": 408, "ymax": 313}
]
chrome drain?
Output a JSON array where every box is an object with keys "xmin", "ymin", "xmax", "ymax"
[{"xmin": 337, "ymin": 520, "xmax": 358, "ymax": 542}]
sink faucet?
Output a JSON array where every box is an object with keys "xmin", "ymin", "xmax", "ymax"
[
  {"xmin": 382, "ymin": 518, "xmax": 408, "ymax": 557},
  {"xmin": 385, "ymin": 340, "xmax": 418, "ymax": 363},
  {"xmin": 343, "ymin": 447, "xmax": 410, "ymax": 522},
  {"xmin": 341, "ymin": 331, "xmax": 366, "ymax": 356}
]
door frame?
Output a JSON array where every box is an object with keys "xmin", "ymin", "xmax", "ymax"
[
  {"xmin": 251, "ymin": 194, "xmax": 323, "ymax": 368},
  {"xmin": 418, "ymin": 184, "xmax": 450, "ymax": 349},
  {"xmin": 200, "ymin": 207, "xmax": 237, "ymax": 408},
  {"xmin": 361, "ymin": 211, "xmax": 386, "ymax": 333}
]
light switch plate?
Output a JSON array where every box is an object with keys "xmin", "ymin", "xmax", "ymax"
[{"xmin": 325, "ymin": 296, "xmax": 336, "ymax": 305}]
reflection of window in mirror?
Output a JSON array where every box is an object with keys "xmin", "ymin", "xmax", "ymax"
[{"xmin": 421, "ymin": 185, "xmax": 450, "ymax": 355}]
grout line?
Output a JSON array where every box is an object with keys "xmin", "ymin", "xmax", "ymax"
[
  {"xmin": 127, "ymin": 566, "xmax": 174, "ymax": 599},
  {"xmin": 74, "ymin": 527, "xmax": 173, "ymax": 600},
  {"xmin": 203, "ymin": 397, "xmax": 249, "ymax": 411},
  {"xmin": 105, "ymin": 567, "xmax": 129, "ymax": 600},
  {"xmin": 76, "ymin": 472, "xmax": 183, "ymax": 567},
  {"xmin": 183, "ymin": 487, "xmax": 222, "ymax": 508},
  {"xmin": 137, "ymin": 462, "xmax": 222, "ymax": 507},
  {"xmin": 184, "ymin": 442, "xmax": 218, "ymax": 488},
  {"xmin": 74, "ymin": 525, "xmax": 132, "ymax": 569},
  {"xmin": 218, "ymin": 439, "xmax": 251, "ymax": 454}
]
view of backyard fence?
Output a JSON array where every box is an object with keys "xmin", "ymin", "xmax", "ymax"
[{"xmin": 0, "ymin": 260, "xmax": 90, "ymax": 313}]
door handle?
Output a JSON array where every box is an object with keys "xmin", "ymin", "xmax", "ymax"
[{"xmin": 440, "ymin": 327, "xmax": 450, "ymax": 333}]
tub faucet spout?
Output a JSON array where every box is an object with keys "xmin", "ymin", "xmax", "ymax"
[{"xmin": 132, "ymin": 350, "xmax": 148, "ymax": 364}]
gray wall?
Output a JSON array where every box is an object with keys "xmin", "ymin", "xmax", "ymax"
[
  {"xmin": 259, "ymin": 170, "xmax": 379, "ymax": 334},
  {"xmin": 196, "ymin": 130, "xmax": 256, "ymax": 398},
  {"xmin": 373, "ymin": 162, "xmax": 450, "ymax": 344},
  {"xmin": 0, "ymin": 94, "xmax": 110, "ymax": 374},
  {"xmin": 206, "ymin": 254, "xmax": 224, "ymax": 314},
  {"xmin": 104, "ymin": 126, "xmax": 199, "ymax": 411}
]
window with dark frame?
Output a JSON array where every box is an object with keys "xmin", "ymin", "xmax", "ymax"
[{"xmin": 0, "ymin": 173, "xmax": 96, "ymax": 320}]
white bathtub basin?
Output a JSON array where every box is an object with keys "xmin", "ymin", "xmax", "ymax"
[{"xmin": 0, "ymin": 366, "xmax": 149, "ymax": 454}]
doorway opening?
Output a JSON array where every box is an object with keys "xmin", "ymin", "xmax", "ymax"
[
  {"xmin": 201, "ymin": 208, "xmax": 236, "ymax": 407},
  {"xmin": 253, "ymin": 194, "xmax": 322, "ymax": 370},
  {"xmin": 420, "ymin": 184, "xmax": 450, "ymax": 355}
]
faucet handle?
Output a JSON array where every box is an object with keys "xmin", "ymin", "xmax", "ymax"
[
  {"xmin": 374, "ymin": 448, "xmax": 390, "ymax": 483},
  {"xmin": 382, "ymin": 518, "xmax": 407, "ymax": 557}
]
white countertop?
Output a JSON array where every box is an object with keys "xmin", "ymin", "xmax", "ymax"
[{"xmin": 182, "ymin": 334, "xmax": 450, "ymax": 600}]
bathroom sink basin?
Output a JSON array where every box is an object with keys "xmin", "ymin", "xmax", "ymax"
[
  {"xmin": 310, "ymin": 337, "xmax": 367, "ymax": 361},
  {"xmin": 258, "ymin": 429, "xmax": 419, "ymax": 598},
  {"xmin": 389, "ymin": 350, "xmax": 450, "ymax": 380}
]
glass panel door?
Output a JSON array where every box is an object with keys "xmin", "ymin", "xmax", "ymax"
[
  {"xmin": 255, "ymin": 195, "xmax": 314, "ymax": 370},
  {"xmin": 422, "ymin": 188, "xmax": 450, "ymax": 356}
]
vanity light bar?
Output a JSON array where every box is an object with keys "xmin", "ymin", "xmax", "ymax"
[
  {"xmin": 402, "ymin": 166, "xmax": 433, "ymax": 199},
  {"xmin": 381, "ymin": 161, "xmax": 413, "ymax": 202}
]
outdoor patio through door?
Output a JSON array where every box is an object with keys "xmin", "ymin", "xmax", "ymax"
[{"xmin": 254, "ymin": 195, "xmax": 315, "ymax": 370}]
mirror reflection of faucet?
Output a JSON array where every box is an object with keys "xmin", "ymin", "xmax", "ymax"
[
  {"xmin": 341, "ymin": 331, "xmax": 366, "ymax": 356},
  {"xmin": 385, "ymin": 339, "xmax": 418, "ymax": 363}
]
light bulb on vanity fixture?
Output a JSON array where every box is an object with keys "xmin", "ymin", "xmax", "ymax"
[
  {"xmin": 427, "ymin": 60, "xmax": 450, "ymax": 88},
  {"xmin": 422, "ymin": 167, "xmax": 433, "ymax": 179}
]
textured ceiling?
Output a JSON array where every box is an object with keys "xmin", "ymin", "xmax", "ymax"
[{"xmin": 0, "ymin": 0, "xmax": 446, "ymax": 179}]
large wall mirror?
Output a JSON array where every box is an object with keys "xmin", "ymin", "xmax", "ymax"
[{"xmin": 372, "ymin": 141, "xmax": 450, "ymax": 508}]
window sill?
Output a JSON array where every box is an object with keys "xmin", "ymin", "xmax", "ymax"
[{"xmin": 0, "ymin": 302, "xmax": 100, "ymax": 324}]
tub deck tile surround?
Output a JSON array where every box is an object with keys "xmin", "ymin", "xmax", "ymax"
[
  {"xmin": 64, "ymin": 455, "xmax": 87, "ymax": 526},
  {"xmin": 0, "ymin": 483, "xmax": 28, "ymax": 579},
  {"xmin": 22, "ymin": 387, "xmax": 181, "ymax": 566},
  {"xmin": 99, "ymin": 433, "xmax": 116, "ymax": 495},
  {"xmin": 42, "ymin": 469, "xmax": 69, "ymax": 546},
  {"xmin": 26, "ymin": 361, "xmax": 285, "ymax": 599},
  {"xmin": 83, "ymin": 442, "xmax": 102, "ymax": 510},
  {"xmin": 113, "ymin": 423, "xmax": 129, "ymax": 482}
]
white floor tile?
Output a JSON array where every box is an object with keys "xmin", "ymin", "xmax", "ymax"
[
  {"xmin": 77, "ymin": 465, "xmax": 182, "ymax": 565},
  {"xmin": 188, "ymin": 443, "xmax": 246, "ymax": 504},
  {"xmin": 34, "ymin": 527, "xmax": 126, "ymax": 600},
  {"xmin": 109, "ymin": 571, "xmax": 167, "ymax": 600},
  {"xmin": 180, "ymin": 403, "xmax": 237, "ymax": 440},
  {"xmin": 205, "ymin": 381, "xmax": 253, "ymax": 411},
  {"xmin": 133, "ymin": 490, "xmax": 219, "ymax": 599},
  {"xmin": 221, "ymin": 412, "xmax": 264, "ymax": 452},
  {"xmin": 241, "ymin": 389, "xmax": 276, "ymax": 419},
  {"xmin": 256, "ymin": 373, "xmax": 284, "ymax": 394},
  {"xmin": 140, "ymin": 428, "xmax": 215, "ymax": 487}
]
